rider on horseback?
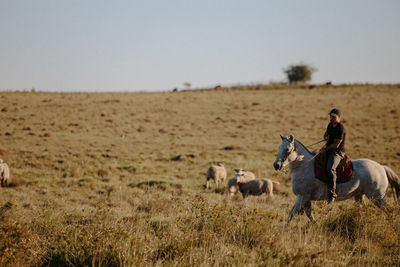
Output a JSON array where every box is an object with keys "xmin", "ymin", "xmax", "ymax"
[{"xmin": 323, "ymin": 108, "xmax": 346, "ymax": 203}]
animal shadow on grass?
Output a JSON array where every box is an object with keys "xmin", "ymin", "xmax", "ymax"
[
  {"xmin": 130, "ymin": 180, "xmax": 183, "ymax": 192},
  {"xmin": 202, "ymin": 185, "xmax": 227, "ymax": 195},
  {"xmin": 213, "ymin": 187, "xmax": 226, "ymax": 195},
  {"xmin": 1, "ymin": 180, "xmax": 21, "ymax": 188},
  {"xmin": 202, "ymin": 184, "xmax": 226, "ymax": 195},
  {"xmin": 0, "ymin": 201, "xmax": 13, "ymax": 220}
]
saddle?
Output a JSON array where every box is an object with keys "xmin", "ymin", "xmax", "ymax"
[{"xmin": 314, "ymin": 151, "xmax": 353, "ymax": 184}]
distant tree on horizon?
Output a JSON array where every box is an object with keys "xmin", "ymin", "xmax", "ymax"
[{"xmin": 283, "ymin": 64, "xmax": 317, "ymax": 83}]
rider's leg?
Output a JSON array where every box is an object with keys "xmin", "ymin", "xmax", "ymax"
[{"xmin": 327, "ymin": 151, "xmax": 343, "ymax": 202}]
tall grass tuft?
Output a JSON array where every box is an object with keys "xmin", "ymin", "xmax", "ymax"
[{"xmin": 322, "ymin": 207, "xmax": 362, "ymax": 242}]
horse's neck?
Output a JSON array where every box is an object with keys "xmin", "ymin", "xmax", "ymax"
[
  {"xmin": 289, "ymin": 140, "xmax": 314, "ymax": 176},
  {"xmin": 294, "ymin": 139, "xmax": 314, "ymax": 161}
]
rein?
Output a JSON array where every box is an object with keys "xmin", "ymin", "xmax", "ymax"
[
  {"xmin": 289, "ymin": 144, "xmax": 322, "ymax": 171},
  {"xmin": 307, "ymin": 139, "xmax": 325, "ymax": 147}
]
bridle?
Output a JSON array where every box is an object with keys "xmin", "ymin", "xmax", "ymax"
[
  {"xmin": 279, "ymin": 142, "xmax": 297, "ymax": 164},
  {"xmin": 289, "ymin": 150, "xmax": 321, "ymax": 171},
  {"xmin": 280, "ymin": 140, "xmax": 324, "ymax": 171}
]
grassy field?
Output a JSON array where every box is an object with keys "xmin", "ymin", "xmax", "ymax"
[{"xmin": 0, "ymin": 84, "xmax": 399, "ymax": 266}]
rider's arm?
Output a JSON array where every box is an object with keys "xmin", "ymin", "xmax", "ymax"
[
  {"xmin": 323, "ymin": 131, "xmax": 329, "ymax": 141},
  {"xmin": 326, "ymin": 138, "xmax": 342, "ymax": 151},
  {"xmin": 323, "ymin": 124, "xmax": 330, "ymax": 141}
]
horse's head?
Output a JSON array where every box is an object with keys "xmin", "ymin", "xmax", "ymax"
[{"xmin": 273, "ymin": 134, "xmax": 297, "ymax": 171}]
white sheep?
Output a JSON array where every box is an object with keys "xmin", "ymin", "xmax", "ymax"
[
  {"xmin": 234, "ymin": 168, "xmax": 255, "ymax": 179},
  {"xmin": 225, "ymin": 169, "xmax": 256, "ymax": 196},
  {"xmin": 206, "ymin": 163, "xmax": 227, "ymax": 189},
  {"xmin": 0, "ymin": 160, "xmax": 10, "ymax": 187},
  {"xmin": 236, "ymin": 175, "xmax": 280, "ymax": 200}
]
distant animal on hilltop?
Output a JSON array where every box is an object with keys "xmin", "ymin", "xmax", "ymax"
[
  {"xmin": 206, "ymin": 163, "xmax": 226, "ymax": 189},
  {"xmin": 0, "ymin": 159, "xmax": 10, "ymax": 187},
  {"xmin": 236, "ymin": 175, "xmax": 280, "ymax": 200},
  {"xmin": 226, "ymin": 168, "xmax": 256, "ymax": 196}
]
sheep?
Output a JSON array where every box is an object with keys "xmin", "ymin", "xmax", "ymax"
[
  {"xmin": 0, "ymin": 159, "xmax": 10, "ymax": 187},
  {"xmin": 206, "ymin": 163, "xmax": 226, "ymax": 189},
  {"xmin": 234, "ymin": 168, "xmax": 255, "ymax": 179},
  {"xmin": 225, "ymin": 169, "xmax": 256, "ymax": 196},
  {"xmin": 236, "ymin": 175, "xmax": 280, "ymax": 200},
  {"xmin": 226, "ymin": 177, "xmax": 239, "ymax": 196}
]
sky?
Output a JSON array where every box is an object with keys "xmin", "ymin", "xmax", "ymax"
[{"xmin": 0, "ymin": 0, "xmax": 399, "ymax": 92}]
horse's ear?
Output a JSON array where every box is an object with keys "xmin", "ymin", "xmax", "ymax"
[
  {"xmin": 280, "ymin": 134, "xmax": 286, "ymax": 140},
  {"xmin": 288, "ymin": 135, "xmax": 294, "ymax": 143}
]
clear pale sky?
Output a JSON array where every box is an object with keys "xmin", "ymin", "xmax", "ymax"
[{"xmin": 1, "ymin": 0, "xmax": 399, "ymax": 92}]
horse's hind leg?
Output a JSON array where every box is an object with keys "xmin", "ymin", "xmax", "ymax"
[
  {"xmin": 354, "ymin": 194, "xmax": 364, "ymax": 205},
  {"xmin": 371, "ymin": 197, "xmax": 387, "ymax": 208},
  {"xmin": 0, "ymin": 178, "xmax": 3, "ymax": 187}
]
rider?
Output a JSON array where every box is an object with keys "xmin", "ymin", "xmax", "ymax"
[{"xmin": 323, "ymin": 108, "xmax": 346, "ymax": 203}]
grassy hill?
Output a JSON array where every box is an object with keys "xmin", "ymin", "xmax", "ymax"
[{"xmin": 0, "ymin": 84, "xmax": 399, "ymax": 265}]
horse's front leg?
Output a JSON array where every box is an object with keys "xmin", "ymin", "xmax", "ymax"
[
  {"xmin": 286, "ymin": 195, "xmax": 305, "ymax": 225},
  {"xmin": 304, "ymin": 200, "xmax": 315, "ymax": 222}
]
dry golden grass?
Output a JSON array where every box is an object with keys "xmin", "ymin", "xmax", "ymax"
[{"xmin": 0, "ymin": 84, "xmax": 399, "ymax": 266}]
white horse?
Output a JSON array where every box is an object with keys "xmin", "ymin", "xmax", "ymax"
[{"xmin": 273, "ymin": 135, "xmax": 400, "ymax": 225}]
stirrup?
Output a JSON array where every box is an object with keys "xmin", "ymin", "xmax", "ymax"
[{"xmin": 327, "ymin": 190, "xmax": 337, "ymax": 203}]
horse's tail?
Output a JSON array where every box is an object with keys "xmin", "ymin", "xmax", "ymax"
[{"xmin": 384, "ymin": 165, "xmax": 400, "ymax": 200}]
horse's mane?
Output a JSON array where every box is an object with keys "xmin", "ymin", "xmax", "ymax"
[{"xmin": 294, "ymin": 139, "xmax": 315, "ymax": 156}]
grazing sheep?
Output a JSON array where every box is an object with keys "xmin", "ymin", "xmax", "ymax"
[
  {"xmin": 225, "ymin": 169, "xmax": 255, "ymax": 196},
  {"xmin": 226, "ymin": 177, "xmax": 239, "ymax": 196},
  {"xmin": 234, "ymin": 168, "xmax": 255, "ymax": 179},
  {"xmin": 0, "ymin": 159, "xmax": 10, "ymax": 187},
  {"xmin": 206, "ymin": 163, "xmax": 226, "ymax": 189},
  {"xmin": 236, "ymin": 175, "xmax": 280, "ymax": 200}
]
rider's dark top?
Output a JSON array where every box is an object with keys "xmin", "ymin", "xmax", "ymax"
[{"xmin": 325, "ymin": 122, "xmax": 346, "ymax": 153}]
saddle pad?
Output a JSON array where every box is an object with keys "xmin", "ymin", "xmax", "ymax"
[{"xmin": 314, "ymin": 152, "xmax": 353, "ymax": 183}]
